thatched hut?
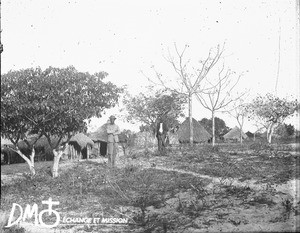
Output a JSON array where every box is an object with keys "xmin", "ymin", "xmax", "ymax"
[
  {"xmin": 223, "ymin": 126, "xmax": 248, "ymax": 142},
  {"xmin": 1, "ymin": 137, "xmax": 23, "ymax": 164},
  {"xmin": 1, "ymin": 137, "xmax": 13, "ymax": 147},
  {"xmin": 1, "ymin": 135, "xmax": 50, "ymax": 164},
  {"xmin": 88, "ymin": 123, "xmax": 129, "ymax": 157},
  {"xmin": 177, "ymin": 118, "xmax": 211, "ymax": 143},
  {"xmin": 14, "ymin": 135, "xmax": 69, "ymax": 161},
  {"xmin": 88, "ymin": 123, "xmax": 108, "ymax": 157},
  {"xmin": 69, "ymin": 133, "xmax": 94, "ymax": 160}
]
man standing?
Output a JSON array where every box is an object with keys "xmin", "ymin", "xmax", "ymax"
[{"xmin": 106, "ymin": 115, "xmax": 120, "ymax": 167}]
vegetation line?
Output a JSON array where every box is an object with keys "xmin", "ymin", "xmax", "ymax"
[{"xmin": 147, "ymin": 165, "xmax": 296, "ymax": 194}]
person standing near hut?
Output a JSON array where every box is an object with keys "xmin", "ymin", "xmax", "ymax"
[{"xmin": 106, "ymin": 115, "xmax": 120, "ymax": 167}]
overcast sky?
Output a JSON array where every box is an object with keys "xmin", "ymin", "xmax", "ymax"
[{"xmin": 2, "ymin": 0, "xmax": 299, "ymax": 132}]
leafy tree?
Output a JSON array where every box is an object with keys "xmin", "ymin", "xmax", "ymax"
[
  {"xmin": 274, "ymin": 123, "xmax": 295, "ymax": 138},
  {"xmin": 1, "ymin": 66, "xmax": 122, "ymax": 176},
  {"xmin": 285, "ymin": 124, "xmax": 295, "ymax": 136},
  {"xmin": 139, "ymin": 125, "xmax": 152, "ymax": 132},
  {"xmin": 199, "ymin": 117, "xmax": 230, "ymax": 139},
  {"xmin": 123, "ymin": 88, "xmax": 186, "ymax": 134},
  {"xmin": 227, "ymin": 100, "xmax": 249, "ymax": 144},
  {"xmin": 247, "ymin": 93, "xmax": 298, "ymax": 143}
]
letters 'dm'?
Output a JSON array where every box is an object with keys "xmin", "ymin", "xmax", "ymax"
[{"xmin": 5, "ymin": 198, "xmax": 60, "ymax": 228}]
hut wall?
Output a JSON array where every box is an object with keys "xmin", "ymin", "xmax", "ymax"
[
  {"xmin": 1, "ymin": 148, "xmax": 26, "ymax": 164},
  {"xmin": 91, "ymin": 141, "xmax": 107, "ymax": 157}
]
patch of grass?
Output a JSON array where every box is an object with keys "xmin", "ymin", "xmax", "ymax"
[
  {"xmin": 127, "ymin": 148, "xmax": 153, "ymax": 160},
  {"xmin": 1, "ymin": 161, "xmax": 53, "ymax": 175},
  {"xmin": 1, "ymin": 143, "xmax": 298, "ymax": 232},
  {"xmin": 1, "ymin": 162, "xmax": 108, "ymax": 211},
  {"xmin": 166, "ymin": 144, "xmax": 299, "ymax": 184},
  {"xmin": 1, "ymin": 160, "xmax": 211, "ymax": 231},
  {"xmin": 222, "ymin": 185, "xmax": 253, "ymax": 199},
  {"xmin": 246, "ymin": 195, "xmax": 276, "ymax": 207},
  {"xmin": 2, "ymin": 226, "xmax": 27, "ymax": 233}
]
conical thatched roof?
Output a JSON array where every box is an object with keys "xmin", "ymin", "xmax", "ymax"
[
  {"xmin": 17, "ymin": 135, "xmax": 68, "ymax": 151},
  {"xmin": 69, "ymin": 133, "xmax": 94, "ymax": 149},
  {"xmin": 88, "ymin": 123, "xmax": 108, "ymax": 142},
  {"xmin": 177, "ymin": 118, "xmax": 211, "ymax": 143},
  {"xmin": 1, "ymin": 137, "xmax": 13, "ymax": 146},
  {"xmin": 224, "ymin": 126, "xmax": 248, "ymax": 140},
  {"xmin": 1, "ymin": 135, "xmax": 67, "ymax": 154},
  {"xmin": 88, "ymin": 123, "xmax": 128, "ymax": 143}
]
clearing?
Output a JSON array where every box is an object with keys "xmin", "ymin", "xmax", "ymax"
[{"xmin": 1, "ymin": 143, "xmax": 299, "ymax": 232}]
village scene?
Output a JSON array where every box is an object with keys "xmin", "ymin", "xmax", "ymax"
[{"xmin": 1, "ymin": 1, "xmax": 300, "ymax": 233}]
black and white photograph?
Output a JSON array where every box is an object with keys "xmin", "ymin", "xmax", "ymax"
[{"xmin": 1, "ymin": 0, "xmax": 299, "ymax": 232}]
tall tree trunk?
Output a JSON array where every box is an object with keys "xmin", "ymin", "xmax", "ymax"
[
  {"xmin": 212, "ymin": 111, "xmax": 215, "ymax": 147},
  {"xmin": 52, "ymin": 149, "xmax": 62, "ymax": 178},
  {"xmin": 12, "ymin": 147, "xmax": 35, "ymax": 175},
  {"xmin": 188, "ymin": 93, "xmax": 193, "ymax": 145},
  {"xmin": 52, "ymin": 145, "xmax": 67, "ymax": 178},
  {"xmin": 267, "ymin": 123, "xmax": 276, "ymax": 144},
  {"xmin": 30, "ymin": 147, "xmax": 35, "ymax": 167},
  {"xmin": 238, "ymin": 124, "xmax": 243, "ymax": 144},
  {"xmin": 240, "ymin": 130, "xmax": 243, "ymax": 144}
]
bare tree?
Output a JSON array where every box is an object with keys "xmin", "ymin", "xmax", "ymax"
[
  {"xmin": 227, "ymin": 101, "xmax": 249, "ymax": 144},
  {"xmin": 195, "ymin": 64, "xmax": 246, "ymax": 146},
  {"xmin": 143, "ymin": 43, "xmax": 224, "ymax": 145}
]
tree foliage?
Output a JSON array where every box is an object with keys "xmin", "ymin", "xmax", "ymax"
[
  {"xmin": 247, "ymin": 93, "xmax": 298, "ymax": 143},
  {"xmin": 274, "ymin": 123, "xmax": 295, "ymax": 138},
  {"xmin": 123, "ymin": 88, "xmax": 186, "ymax": 133},
  {"xmin": 199, "ymin": 117, "xmax": 230, "ymax": 138},
  {"xmin": 1, "ymin": 66, "xmax": 122, "ymax": 143},
  {"xmin": 1, "ymin": 66, "xmax": 122, "ymax": 175}
]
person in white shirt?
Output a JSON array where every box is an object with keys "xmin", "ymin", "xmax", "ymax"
[{"xmin": 106, "ymin": 115, "xmax": 120, "ymax": 167}]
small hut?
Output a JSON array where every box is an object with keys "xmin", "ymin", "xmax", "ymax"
[
  {"xmin": 177, "ymin": 118, "xmax": 211, "ymax": 143},
  {"xmin": 69, "ymin": 133, "xmax": 94, "ymax": 160},
  {"xmin": 1, "ymin": 137, "xmax": 21, "ymax": 164},
  {"xmin": 1, "ymin": 135, "xmax": 53, "ymax": 164},
  {"xmin": 223, "ymin": 126, "xmax": 248, "ymax": 142},
  {"xmin": 88, "ymin": 123, "xmax": 108, "ymax": 157}
]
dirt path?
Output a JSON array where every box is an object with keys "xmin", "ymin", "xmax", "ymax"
[{"xmin": 151, "ymin": 166, "xmax": 298, "ymax": 198}]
